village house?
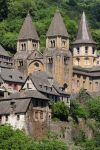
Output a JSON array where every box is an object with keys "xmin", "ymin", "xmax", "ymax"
[
  {"xmin": 0, "ymin": 68, "xmax": 25, "ymax": 96},
  {"xmin": 0, "ymin": 90, "xmax": 50, "ymax": 137}
]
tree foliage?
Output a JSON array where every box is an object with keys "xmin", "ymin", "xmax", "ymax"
[
  {"xmin": 51, "ymin": 101, "xmax": 69, "ymax": 121},
  {"xmin": 0, "ymin": 125, "xmax": 67, "ymax": 150},
  {"xmin": 0, "ymin": 0, "xmax": 99, "ymax": 52}
]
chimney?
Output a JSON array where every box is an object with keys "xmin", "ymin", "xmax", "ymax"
[{"xmin": 4, "ymin": 91, "xmax": 8, "ymax": 98}]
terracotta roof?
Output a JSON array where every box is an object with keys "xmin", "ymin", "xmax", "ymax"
[
  {"xmin": 46, "ymin": 11, "xmax": 69, "ymax": 37},
  {"xmin": 73, "ymin": 12, "xmax": 96, "ymax": 44},
  {"xmin": 18, "ymin": 12, "xmax": 39, "ymax": 41}
]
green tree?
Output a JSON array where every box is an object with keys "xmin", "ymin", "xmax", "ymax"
[
  {"xmin": 0, "ymin": 125, "xmax": 67, "ymax": 150},
  {"xmin": 51, "ymin": 101, "xmax": 69, "ymax": 121}
]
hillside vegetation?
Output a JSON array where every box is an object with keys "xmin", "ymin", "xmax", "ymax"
[{"xmin": 0, "ymin": 0, "xmax": 100, "ymax": 53}]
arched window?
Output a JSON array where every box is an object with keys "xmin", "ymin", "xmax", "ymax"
[
  {"xmin": 77, "ymin": 47, "xmax": 80, "ymax": 54},
  {"xmin": 53, "ymin": 40, "xmax": 55, "ymax": 48},
  {"xmin": 92, "ymin": 47, "xmax": 95, "ymax": 54},
  {"xmin": 34, "ymin": 62, "xmax": 39, "ymax": 67},
  {"xmin": 21, "ymin": 44, "xmax": 23, "ymax": 50},
  {"xmin": 51, "ymin": 40, "xmax": 53, "ymax": 48},
  {"xmin": 24, "ymin": 43, "xmax": 26, "ymax": 50}
]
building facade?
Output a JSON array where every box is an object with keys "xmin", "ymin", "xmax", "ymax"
[{"xmin": 13, "ymin": 11, "xmax": 100, "ymax": 93}]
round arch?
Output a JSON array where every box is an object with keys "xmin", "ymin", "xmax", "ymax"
[{"xmin": 28, "ymin": 60, "xmax": 44, "ymax": 75}]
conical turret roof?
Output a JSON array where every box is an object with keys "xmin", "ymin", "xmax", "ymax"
[
  {"xmin": 18, "ymin": 12, "xmax": 39, "ymax": 41},
  {"xmin": 46, "ymin": 11, "xmax": 69, "ymax": 38},
  {"xmin": 73, "ymin": 12, "xmax": 96, "ymax": 44}
]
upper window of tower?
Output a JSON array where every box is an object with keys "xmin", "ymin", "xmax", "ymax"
[
  {"xmin": 21, "ymin": 43, "xmax": 26, "ymax": 51},
  {"xmin": 85, "ymin": 46, "xmax": 88, "ymax": 54},
  {"xmin": 77, "ymin": 47, "xmax": 80, "ymax": 54},
  {"xmin": 51, "ymin": 40, "xmax": 55, "ymax": 48},
  {"xmin": 62, "ymin": 41, "xmax": 66, "ymax": 48},
  {"xmin": 92, "ymin": 47, "xmax": 95, "ymax": 54}
]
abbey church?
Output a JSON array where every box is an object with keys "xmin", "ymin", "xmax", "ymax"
[{"xmin": 14, "ymin": 11, "xmax": 100, "ymax": 94}]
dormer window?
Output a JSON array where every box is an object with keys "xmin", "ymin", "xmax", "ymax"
[
  {"xmin": 39, "ymin": 84, "xmax": 42, "ymax": 88},
  {"xmin": 9, "ymin": 75, "xmax": 12, "ymax": 78},
  {"xmin": 19, "ymin": 76, "xmax": 23, "ymax": 80}
]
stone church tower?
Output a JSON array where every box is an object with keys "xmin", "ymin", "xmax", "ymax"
[
  {"xmin": 14, "ymin": 12, "xmax": 44, "ymax": 74},
  {"xmin": 73, "ymin": 12, "xmax": 97, "ymax": 68},
  {"xmin": 17, "ymin": 12, "xmax": 39, "ymax": 52},
  {"xmin": 44, "ymin": 11, "xmax": 72, "ymax": 92}
]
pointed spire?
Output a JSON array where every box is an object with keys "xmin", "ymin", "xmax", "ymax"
[
  {"xmin": 73, "ymin": 11, "xmax": 96, "ymax": 44},
  {"xmin": 18, "ymin": 12, "xmax": 39, "ymax": 41},
  {"xmin": 46, "ymin": 11, "xmax": 69, "ymax": 37}
]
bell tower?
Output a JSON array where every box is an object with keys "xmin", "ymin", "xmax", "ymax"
[
  {"xmin": 46, "ymin": 10, "xmax": 69, "ymax": 51},
  {"xmin": 45, "ymin": 11, "xmax": 72, "ymax": 93},
  {"xmin": 17, "ymin": 12, "xmax": 39, "ymax": 52},
  {"xmin": 73, "ymin": 12, "xmax": 96, "ymax": 68}
]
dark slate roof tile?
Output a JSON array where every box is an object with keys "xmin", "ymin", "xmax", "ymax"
[
  {"xmin": 73, "ymin": 12, "xmax": 96, "ymax": 44},
  {"xmin": 0, "ymin": 68, "xmax": 26, "ymax": 83},
  {"xmin": 18, "ymin": 13, "xmax": 39, "ymax": 41},
  {"xmin": 46, "ymin": 11, "xmax": 69, "ymax": 37},
  {"xmin": 0, "ymin": 98, "xmax": 31, "ymax": 115},
  {"xmin": 9, "ymin": 90, "xmax": 48, "ymax": 100}
]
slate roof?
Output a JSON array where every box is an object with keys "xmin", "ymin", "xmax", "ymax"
[
  {"xmin": 53, "ymin": 81, "xmax": 70, "ymax": 96},
  {"xmin": 0, "ymin": 45, "xmax": 11, "ymax": 57},
  {"xmin": 29, "ymin": 71, "xmax": 69, "ymax": 96},
  {"xmin": 73, "ymin": 66, "xmax": 100, "ymax": 77},
  {"xmin": 46, "ymin": 11, "xmax": 69, "ymax": 37},
  {"xmin": 0, "ymin": 98, "xmax": 31, "ymax": 115},
  {"xmin": 0, "ymin": 68, "xmax": 25, "ymax": 83},
  {"xmin": 27, "ymin": 50, "xmax": 43, "ymax": 60},
  {"xmin": 14, "ymin": 51, "xmax": 30, "ymax": 60},
  {"xmin": 73, "ymin": 12, "xmax": 96, "ymax": 44},
  {"xmin": 9, "ymin": 90, "xmax": 48, "ymax": 100},
  {"xmin": 30, "ymin": 71, "xmax": 59, "ymax": 95},
  {"xmin": 18, "ymin": 12, "xmax": 39, "ymax": 41}
]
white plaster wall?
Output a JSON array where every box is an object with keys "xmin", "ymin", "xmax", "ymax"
[
  {"xmin": 22, "ymin": 79, "xmax": 36, "ymax": 90},
  {"xmin": 1, "ymin": 114, "xmax": 26, "ymax": 130}
]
